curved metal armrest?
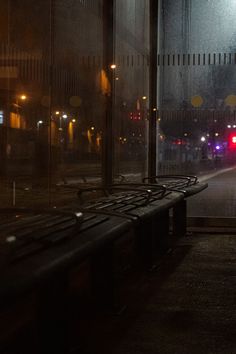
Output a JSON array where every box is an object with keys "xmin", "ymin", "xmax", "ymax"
[
  {"xmin": 107, "ymin": 184, "xmax": 153, "ymax": 206},
  {"xmin": 109, "ymin": 183, "xmax": 166, "ymax": 198},
  {"xmin": 0, "ymin": 207, "xmax": 83, "ymax": 228},
  {"xmin": 143, "ymin": 174, "xmax": 198, "ymax": 186}
]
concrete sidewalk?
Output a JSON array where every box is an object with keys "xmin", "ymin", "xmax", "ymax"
[{"xmin": 74, "ymin": 232, "xmax": 236, "ymax": 354}]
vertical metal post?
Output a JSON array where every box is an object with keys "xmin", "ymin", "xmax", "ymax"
[
  {"xmin": 148, "ymin": 0, "xmax": 158, "ymax": 178},
  {"xmin": 173, "ymin": 199, "xmax": 187, "ymax": 237},
  {"xmin": 102, "ymin": 0, "xmax": 115, "ymax": 186},
  {"xmin": 154, "ymin": 210, "xmax": 170, "ymax": 254},
  {"xmin": 48, "ymin": 0, "xmax": 55, "ymax": 205}
]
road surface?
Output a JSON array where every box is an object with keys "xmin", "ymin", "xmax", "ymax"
[{"xmin": 188, "ymin": 166, "xmax": 236, "ymax": 217}]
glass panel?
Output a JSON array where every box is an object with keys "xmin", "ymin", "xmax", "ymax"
[
  {"xmin": 114, "ymin": 0, "xmax": 149, "ymax": 181},
  {"xmin": 51, "ymin": 0, "xmax": 104, "ymax": 205},
  {"xmin": 158, "ymin": 0, "xmax": 236, "ymax": 218},
  {"xmin": 0, "ymin": 0, "xmax": 104, "ymax": 207},
  {"xmin": 0, "ymin": 0, "xmax": 51, "ymax": 207}
]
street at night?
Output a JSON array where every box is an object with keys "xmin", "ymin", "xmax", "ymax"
[{"xmin": 1, "ymin": 0, "xmax": 236, "ymax": 353}]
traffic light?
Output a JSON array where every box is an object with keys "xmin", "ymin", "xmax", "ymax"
[{"xmin": 228, "ymin": 133, "xmax": 236, "ymax": 149}]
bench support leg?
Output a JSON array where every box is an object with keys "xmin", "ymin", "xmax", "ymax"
[
  {"xmin": 173, "ymin": 199, "xmax": 187, "ymax": 237},
  {"xmin": 154, "ymin": 209, "xmax": 170, "ymax": 254},
  {"xmin": 135, "ymin": 221, "xmax": 153, "ymax": 269}
]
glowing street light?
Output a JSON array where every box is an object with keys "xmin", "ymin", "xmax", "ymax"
[
  {"xmin": 20, "ymin": 94, "xmax": 27, "ymax": 101},
  {"xmin": 201, "ymin": 136, "xmax": 206, "ymax": 142},
  {"xmin": 37, "ymin": 120, "xmax": 43, "ymax": 130}
]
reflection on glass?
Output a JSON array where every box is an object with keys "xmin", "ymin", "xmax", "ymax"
[
  {"xmin": 114, "ymin": 0, "xmax": 150, "ymax": 180},
  {"xmin": 1, "ymin": 0, "xmax": 236, "ymax": 218}
]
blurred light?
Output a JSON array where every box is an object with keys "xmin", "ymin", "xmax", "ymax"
[
  {"xmin": 37, "ymin": 120, "xmax": 43, "ymax": 130},
  {"xmin": 215, "ymin": 133, "xmax": 219, "ymax": 137},
  {"xmin": 62, "ymin": 114, "xmax": 68, "ymax": 119},
  {"xmin": 55, "ymin": 111, "xmax": 60, "ymax": 115},
  {"xmin": 215, "ymin": 145, "xmax": 220, "ymax": 150},
  {"xmin": 228, "ymin": 134, "xmax": 236, "ymax": 149},
  {"xmin": 184, "ymin": 133, "xmax": 188, "ymax": 137},
  {"xmin": 110, "ymin": 64, "xmax": 116, "ymax": 69},
  {"xmin": 191, "ymin": 95, "xmax": 203, "ymax": 108},
  {"xmin": 233, "ymin": 125, "xmax": 236, "ymax": 128},
  {"xmin": 72, "ymin": 119, "xmax": 76, "ymax": 123},
  {"xmin": 91, "ymin": 126, "xmax": 95, "ymax": 131},
  {"xmin": 201, "ymin": 136, "xmax": 206, "ymax": 142},
  {"xmin": 227, "ymin": 125, "xmax": 232, "ymax": 128},
  {"xmin": 6, "ymin": 236, "xmax": 16, "ymax": 243},
  {"xmin": 20, "ymin": 95, "xmax": 27, "ymax": 100},
  {"xmin": 115, "ymin": 77, "xmax": 119, "ymax": 81},
  {"xmin": 153, "ymin": 108, "xmax": 157, "ymax": 111},
  {"xmin": 0, "ymin": 111, "xmax": 3, "ymax": 124},
  {"xmin": 123, "ymin": 137, "xmax": 127, "ymax": 142},
  {"xmin": 142, "ymin": 96, "xmax": 147, "ymax": 100},
  {"xmin": 206, "ymin": 134, "xmax": 210, "ymax": 137}
]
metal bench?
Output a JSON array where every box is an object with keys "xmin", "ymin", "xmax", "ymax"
[
  {"xmin": 142, "ymin": 175, "xmax": 208, "ymax": 236},
  {"xmin": 0, "ymin": 177, "xmax": 204, "ymax": 353},
  {"xmin": 77, "ymin": 184, "xmax": 184, "ymax": 268},
  {"xmin": 0, "ymin": 206, "xmax": 133, "ymax": 354}
]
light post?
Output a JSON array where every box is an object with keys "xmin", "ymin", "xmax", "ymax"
[
  {"xmin": 13, "ymin": 94, "xmax": 28, "ymax": 129},
  {"xmin": 37, "ymin": 120, "xmax": 43, "ymax": 131}
]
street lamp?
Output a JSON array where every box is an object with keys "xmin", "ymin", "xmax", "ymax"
[
  {"xmin": 12, "ymin": 94, "xmax": 28, "ymax": 129},
  {"xmin": 16, "ymin": 94, "xmax": 27, "ymax": 107},
  {"xmin": 37, "ymin": 120, "xmax": 43, "ymax": 130}
]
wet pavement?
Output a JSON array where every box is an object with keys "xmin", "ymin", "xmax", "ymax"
[
  {"xmin": 73, "ymin": 231, "xmax": 236, "ymax": 354},
  {"xmin": 188, "ymin": 166, "xmax": 236, "ymax": 217}
]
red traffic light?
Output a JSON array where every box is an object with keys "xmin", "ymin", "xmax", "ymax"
[{"xmin": 228, "ymin": 133, "xmax": 236, "ymax": 149}]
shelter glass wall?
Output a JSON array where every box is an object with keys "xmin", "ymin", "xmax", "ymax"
[
  {"xmin": 1, "ymin": 0, "xmax": 236, "ymax": 219},
  {"xmin": 0, "ymin": 0, "xmax": 151, "ymax": 208},
  {"xmin": 113, "ymin": 0, "xmax": 150, "ymax": 180},
  {"xmin": 159, "ymin": 0, "xmax": 236, "ymax": 218},
  {"xmin": 0, "ymin": 0, "xmax": 105, "ymax": 207}
]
